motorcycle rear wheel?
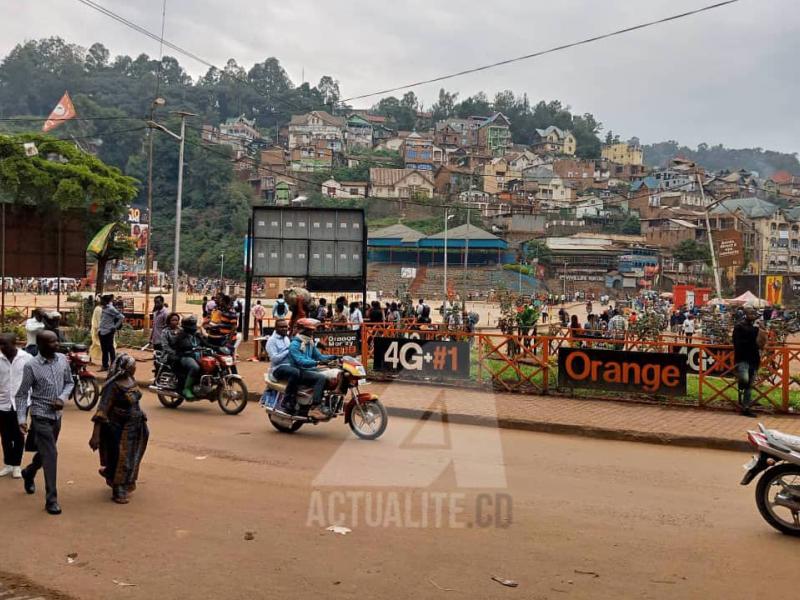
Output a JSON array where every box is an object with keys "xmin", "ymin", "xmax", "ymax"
[
  {"xmin": 268, "ymin": 413, "xmax": 304, "ymax": 433},
  {"xmin": 218, "ymin": 378, "xmax": 248, "ymax": 415},
  {"xmin": 349, "ymin": 400, "xmax": 388, "ymax": 440},
  {"xmin": 756, "ymin": 464, "xmax": 800, "ymax": 536},
  {"xmin": 158, "ymin": 393, "xmax": 184, "ymax": 409},
  {"xmin": 74, "ymin": 378, "xmax": 100, "ymax": 411}
]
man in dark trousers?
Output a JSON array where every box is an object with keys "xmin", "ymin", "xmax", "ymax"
[
  {"xmin": 732, "ymin": 305, "xmax": 768, "ymax": 417},
  {"xmin": 16, "ymin": 330, "xmax": 74, "ymax": 515},
  {"xmin": 98, "ymin": 294, "xmax": 124, "ymax": 371}
]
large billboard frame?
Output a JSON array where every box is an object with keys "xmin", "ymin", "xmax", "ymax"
[{"xmin": 242, "ymin": 206, "xmax": 367, "ymax": 341}]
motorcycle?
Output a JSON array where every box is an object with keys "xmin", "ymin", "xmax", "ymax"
[
  {"xmin": 262, "ymin": 356, "xmax": 388, "ymax": 440},
  {"xmin": 741, "ymin": 423, "xmax": 800, "ymax": 536},
  {"xmin": 149, "ymin": 347, "xmax": 248, "ymax": 415},
  {"xmin": 60, "ymin": 342, "xmax": 100, "ymax": 411}
]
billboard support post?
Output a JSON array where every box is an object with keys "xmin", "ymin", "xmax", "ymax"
[{"xmin": 243, "ymin": 216, "xmax": 253, "ymax": 342}]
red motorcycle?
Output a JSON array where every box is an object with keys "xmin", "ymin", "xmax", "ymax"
[
  {"xmin": 60, "ymin": 343, "xmax": 100, "ymax": 411},
  {"xmin": 149, "ymin": 347, "xmax": 248, "ymax": 415}
]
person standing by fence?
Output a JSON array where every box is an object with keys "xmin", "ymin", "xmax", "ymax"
[
  {"xmin": 733, "ymin": 306, "xmax": 767, "ymax": 417},
  {"xmin": 98, "ymin": 295, "xmax": 124, "ymax": 372}
]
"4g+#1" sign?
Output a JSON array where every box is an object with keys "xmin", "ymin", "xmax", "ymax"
[
  {"xmin": 373, "ymin": 337, "xmax": 471, "ymax": 380},
  {"xmin": 557, "ymin": 347, "xmax": 687, "ymax": 396}
]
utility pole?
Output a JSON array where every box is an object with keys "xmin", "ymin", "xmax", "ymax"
[
  {"xmin": 698, "ymin": 174, "xmax": 722, "ymax": 299},
  {"xmin": 463, "ymin": 206, "xmax": 471, "ymax": 320},
  {"xmin": 443, "ymin": 207, "xmax": 448, "ymax": 303},
  {"xmin": 144, "ymin": 97, "xmax": 166, "ymax": 321},
  {"xmin": 149, "ymin": 110, "xmax": 197, "ymax": 312},
  {"xmin": 220, "ymin": 252, "xmax": 225, "ymax": 281}
]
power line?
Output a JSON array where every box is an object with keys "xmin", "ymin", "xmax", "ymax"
[{"xmin": 339, "ymin": 0, "xmax": 744, "ymax": 103}]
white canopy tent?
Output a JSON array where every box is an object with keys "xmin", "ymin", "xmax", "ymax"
[{"xmin": 729, "ymin": 291, "xmax": 768, "ymax": 308}]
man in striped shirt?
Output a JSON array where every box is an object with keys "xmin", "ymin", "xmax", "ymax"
[{"xmin": 16, "ymin": 330, "xmax": 73, "ymax": 515}]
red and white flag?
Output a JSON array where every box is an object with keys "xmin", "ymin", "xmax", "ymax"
[{"xmin": 42, "ymin": 91, "xmax": 77, "ymax": 132}]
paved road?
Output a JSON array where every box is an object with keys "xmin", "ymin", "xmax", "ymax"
[{"xmin": 0, "ymin": 392, "xmax": 796, "ymax": 600}]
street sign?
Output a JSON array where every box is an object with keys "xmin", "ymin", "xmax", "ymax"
[{"xmin": 372, "ymin": 337, "xmax": 471, "ymax": 380}]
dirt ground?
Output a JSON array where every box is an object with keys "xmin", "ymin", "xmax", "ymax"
[{"xmin": 0, "ymin": 391, "xmax": 797, "ymax": 600}]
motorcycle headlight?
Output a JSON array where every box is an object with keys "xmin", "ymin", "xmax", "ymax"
[
  {"xmin": 222, "ymin": 356, "xmax": 234, "ymax": 366},
  {"xmin": 355, "ymin": 366, "xmax": 367, "ymax": 377}
]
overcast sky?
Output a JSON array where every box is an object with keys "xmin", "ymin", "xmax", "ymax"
[{"xmin": 3, "ymin": 0, "xmax": 798, "ymax": 153}]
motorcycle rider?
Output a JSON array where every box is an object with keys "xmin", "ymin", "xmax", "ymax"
[
  {"xmin": 288, "ymin": 318, "xmax": 335, "ymax": 420},
  {"xmin": 266, "ymin": 319, "xmax": 299, "ymax": 415},
  {"xmin": 163, "ymin": 315, "xmax": 208, "ymax": 399}
]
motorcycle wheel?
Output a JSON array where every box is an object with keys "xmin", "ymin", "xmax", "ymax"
[
  {"xmin": 218, "ymin": 378, "xmax": 248, "ymax": 415},
  {"xmin": 349, "ymin": 400, "xmax": 388, "ymax": 440},
  {"xmin": 74, "ymin": 378, "xmax": 100, "ymax": 411},
  {"xmin": 158, "ymin": 394, "xmax": 184, "ymax": 409},
  {"xmin": 268, "ymin": 413, "xmax": 304, "ymax": 433},
  {"xmin": 755, "ymin": 464, "xmax": 800, "ymax": 536}
]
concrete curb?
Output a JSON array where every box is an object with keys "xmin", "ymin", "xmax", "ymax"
[
  {"xmin": 385, "ymin": 406, "xmax": 751, "ymax": 452},
  {"xmin": 129, "ymin": 379, "xmax": 750, "ymax": 452}
]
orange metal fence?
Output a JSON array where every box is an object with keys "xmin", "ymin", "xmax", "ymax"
[{"xmin": 358, "ymin": 323, "xmax": 800, "ymax": 413}]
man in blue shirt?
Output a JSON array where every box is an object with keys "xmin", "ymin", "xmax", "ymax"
[
  {"xmin": 288, "ymin": 318, "xmax": 335, "ymax": 420},
  {"xmin": 266, "ymin": 319, "xmax": 299, "ymax": 414}
]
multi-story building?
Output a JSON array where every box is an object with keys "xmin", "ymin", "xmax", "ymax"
[
  {"xmin": 344, "ymin": 114, "xmax": 374, "ymax": 150},
  {"xmin": 290, "ymin": 141, "xmax": 333, "ymax": 172},
  {"xmin": 481, "ymin": 157, "xmax": 521, "ymax": 195},
  {"xmin": 475, "ymin": 113, "xmax": 512, "ymax": 157},
  {"xmin": 531, "ymin": 126, "xmax": 576, "ymax": 156},
  {"xmin": 369, "ymin": 168, "xmax": 435, "ymax": 199},
  {"xmin": 601, "ymin": 142, "xmax": 644, "ymax": 166},
  {"xmin": 401, "ymin": 132, "xmax": 435, "ymax": 171},
  {"xmin": 552, "ymin": 158, "xmax": 596, "ymax": 192},
  {"xmin": 219, "ymin": 114, "xmax": 262, "ymax": 154},
  {"xmin": 288, "ymin": 111, "xmax": 345, "ymax": 151}
]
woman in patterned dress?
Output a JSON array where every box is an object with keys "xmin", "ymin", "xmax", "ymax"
[{"xmin": 89, "ymin": 353, "xmax": 149, "ymax": 504}]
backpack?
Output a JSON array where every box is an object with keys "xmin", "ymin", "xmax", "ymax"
[{"xmin": 275, "ymin": 301, "xmax": 287, "ymax": 317}]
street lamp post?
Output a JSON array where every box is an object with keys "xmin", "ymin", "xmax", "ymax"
[
  {"xmin": 220, "ymin": 252, "xmax": 225, "ymax": 282},
  {"xmin": 144, "ymin": 97, "xmax": 166, "ymax": 322},
  {"xmin": 148, "ymin": 111, "xmax": 197, "ymax": 311},
  {"xmin": 443, "ymin": 208, "xmax": 455, "ymax": 303}
]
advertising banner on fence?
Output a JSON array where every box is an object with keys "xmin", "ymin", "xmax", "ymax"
[
  {"xmin": 317, "ymin": 330, "xmax": 360, "ymax": 356},
  {"xmin": 558, "ymin": 347, "xmax": 687, "ymax": 396},
  {"xmin": 373, "ymin": 337, "xmax": 470, "ymax": 380}
]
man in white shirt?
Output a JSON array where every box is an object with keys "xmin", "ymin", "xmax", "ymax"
[
  {"xmin": 24, "ymin": 309, "xmax": 45, "ymax": 356},
  {"xmin": 0, "ymin": 333, "xmax": 32, "ymax": 478}
]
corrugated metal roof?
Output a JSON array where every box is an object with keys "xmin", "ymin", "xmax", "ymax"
[
  {"xmin": 425, "ymin": 224, "xmax": 503, "ymax": 241},
  {"xmin": 369, "ymin": 168, "xmax": 434, "ymax": 187},
  {"xmin": 369, "ymin": 223, "xmax": 426, "ymax": 243}
]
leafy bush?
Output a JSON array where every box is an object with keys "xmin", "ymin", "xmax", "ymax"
[
  {"xmin": 63, "ymin": 327, "xmax": 91, "ymax": 345},
  {"xmin": 116, "ymin": 325, "xmax": 149, "ymax": 348}
]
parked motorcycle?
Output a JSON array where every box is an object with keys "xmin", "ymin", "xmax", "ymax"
[
  {"xmin": 60, "ymin": 342, "xmax": 100, "ymax": 411},
  {"xmin": 262, "ymin": 356, "xmax": 388, "ymax": 440},
  {"xmin": 741, "ymin": 423, "xmax": 800, "ymax": 536},
  {"xmin": 149, "ymin": 348, "xmax": 248, "ymax": 415}
]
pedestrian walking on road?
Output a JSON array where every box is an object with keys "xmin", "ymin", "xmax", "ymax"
[
  {"xmin": 23, "ymin": 309, "xmax": 45, "ymax": 356},
  {"xmin": 16, "ymin": 331, "xmax": 74, "ymax": 515},
  {"xmin": 0, "ymin": 333, "xmax": 32, "ymax": 479},
  {"xmin": 149, "ymin": 295, "xmax": 169, "ymax": 351},
  {"xmin": 98, "ymin": 294, "xmax": 124, "ymax": 371},
  {"xmin": 252, "ymin": 300, "xmax": 266, "ymax": 335},
  {"xmin": 89, "ymin": 353, "xmax": 149, "ymax": 504}
]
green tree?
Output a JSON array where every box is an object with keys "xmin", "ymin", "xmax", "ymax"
[
  {"xmin": 672, "ymin": 239, "xmax": 711, "ymax": 265},
  {"xmin": 0, "ymin": 133, "xmax": 139, "ymax": 290},
  {"xmin": 524, "ymin": 239, "xmax": 552, "ymax": 266}
]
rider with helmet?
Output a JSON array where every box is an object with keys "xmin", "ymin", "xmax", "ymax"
[
  {"xmin": 288, "ymin": 318, "xmax": 336, "ymax": 419},
  {"xmin": 163, "ymin": 315, "xmax": 209, "ymax": 399}
]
